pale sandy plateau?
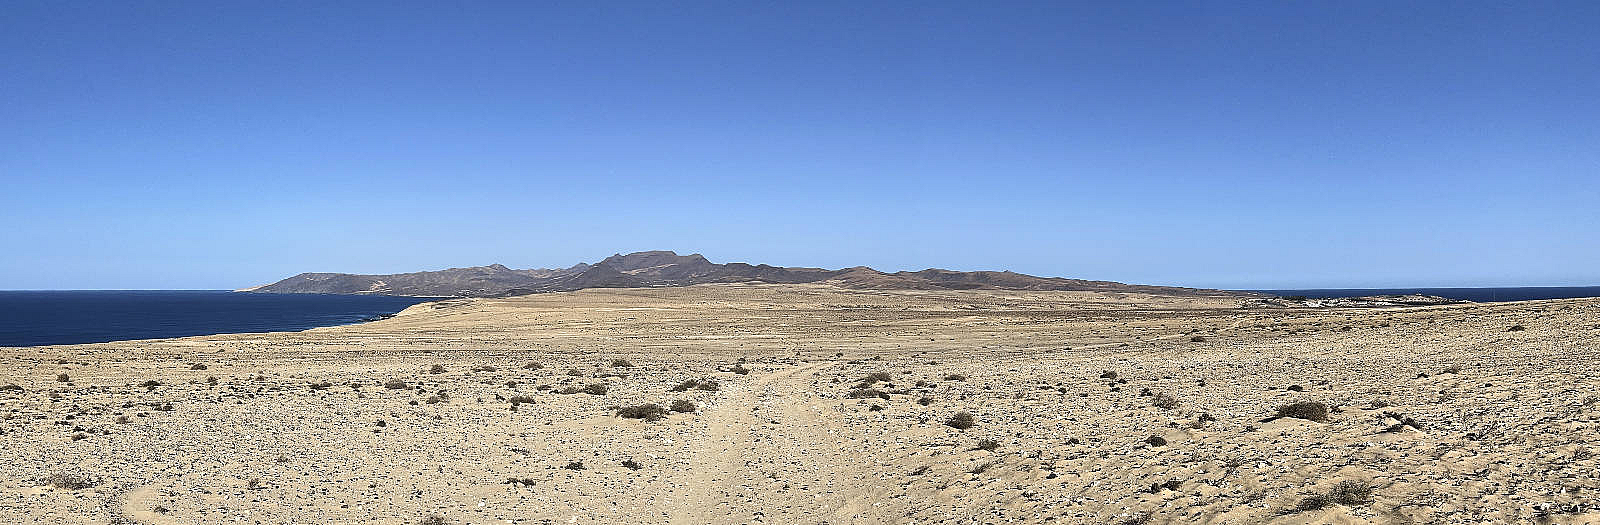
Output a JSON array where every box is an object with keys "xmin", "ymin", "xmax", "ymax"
[{"xmin": 3, "ymin": 284, "xmax": 1598, "ymax": 524}]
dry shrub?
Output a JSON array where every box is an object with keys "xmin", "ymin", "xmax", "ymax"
[
  {"xmin": 1275, "ymin": 401, "xmax": 1329, "ymax": 422},
  {"xmin": 847, "ymin": 387, "xmax": 888, "ymax": 399},
  {"xmin": 670, "ymin": 400, "xmax": 696, "ymax": 413},
  {"xmin": 1152, "ymin": 393, "xmax": 1179, "ymax": 410},
  {"xmin": 614, "ymin": 404, "xmax": 668, "ymax": 421},
  {"xmin": 1290, "ymin": 493, "xmax": 1332, "ymax": 513},
  {"xmin": 946, "ymin": 412, "xmax": 976, "ymax": 430},
  {"xmin": 1329, "ymin": 480, "xmax": 1372, "ymax": 504},
  {"xmin": 44, "ymin": 472, "xmax": 93, "ymax": 490},
  {"xmin": 1280, "ymin": 480, "xmax": 1372, "ymax": 514},
  {"xmin": 671, "ymin": 378, "xmax": 719, "ymax": 392}
]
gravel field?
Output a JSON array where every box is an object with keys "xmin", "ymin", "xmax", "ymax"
[{"xmin": 3, "ymin": 284, "xmax": 1597, "ymax": 524}]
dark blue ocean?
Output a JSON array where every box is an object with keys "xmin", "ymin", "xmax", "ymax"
[
  {"xmin": 0, "ymin": 291, "xmax": 437, "ymax": 347},
  {"xmin": 1255, "ymin": 286, "xmax": 1600, "ymax": 303}
]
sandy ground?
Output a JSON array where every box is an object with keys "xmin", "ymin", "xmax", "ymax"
[{"xmin": 2, "ymin": 283, "xmax": 1598, "ymax": 524}]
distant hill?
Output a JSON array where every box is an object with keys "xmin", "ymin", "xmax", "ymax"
[{"xmin": 243, "ymin": 250, "xmax": 1251, "ymax": 298}]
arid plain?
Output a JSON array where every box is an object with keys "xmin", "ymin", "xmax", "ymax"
[{"xmin": 4, "ymin": 283, "xmax": 1598, "ymax": 524}]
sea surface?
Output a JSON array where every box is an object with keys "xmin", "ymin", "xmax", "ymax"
[
  {"xmin": 1255, "ymin": 286, "xmax": 1600, "ymax": 303},
  {"xmin": 0, "ymin": 290, "xmax": 438, "ymax": 347}
]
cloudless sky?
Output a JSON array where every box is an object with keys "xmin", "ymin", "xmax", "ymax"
[{"xmin": 3, "ymin": 1, "xmax": 1597, "ymax": 290}]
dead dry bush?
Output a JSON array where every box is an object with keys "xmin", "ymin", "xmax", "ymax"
[
  {"xmin": 1281, "ymin": 480, "xmax": 1372, "ymax": 514},
  {"xmin": 1274, "ymin": 401, "xmax": 1329, "ymax": 422},
  {"xmin": 670, "ymin": 378, "xmax": 720, "ymax": 392},
  {"xmin": 43, "ymin": 472, "xmax": 93, "ymax": 490},
  {"xmin": 614, "ymin": 404, "xmax": 668, "ymax": 421},
  {"xmin": 847, "ymin": 387, "xmax": 889, "ymax": 399}
]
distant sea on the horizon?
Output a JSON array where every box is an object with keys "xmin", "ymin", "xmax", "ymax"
[
  {"xmin": 0, "ymin": 290, "xmax": 437, "ymax": 347},
  {"xmin": 1254, "ymin": 286, "xmax": 1600, "ymax": 303}
]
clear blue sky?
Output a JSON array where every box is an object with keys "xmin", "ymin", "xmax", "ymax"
[{"xmin": 3, "ymin": 1, "xmax": 1596, "ymax": 290}]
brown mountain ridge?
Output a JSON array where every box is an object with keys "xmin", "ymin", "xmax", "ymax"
[{"xmin": 242, "ymin": 250, "xmax": 1251, "ymax": 298}]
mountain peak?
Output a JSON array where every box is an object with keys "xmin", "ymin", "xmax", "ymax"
[{"xmin": 598, "ymin": 250, "xmax": 709, "ymax": 272}]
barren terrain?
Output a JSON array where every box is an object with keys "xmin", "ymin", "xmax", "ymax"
[{"xmin": 3, "ymin": 284, "xmax": 1598, "ymax": 524}]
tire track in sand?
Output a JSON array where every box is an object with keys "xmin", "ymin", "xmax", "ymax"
[{"xmin": 668, "ymin": 360, "xmax": 870, "ymax": 524}]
